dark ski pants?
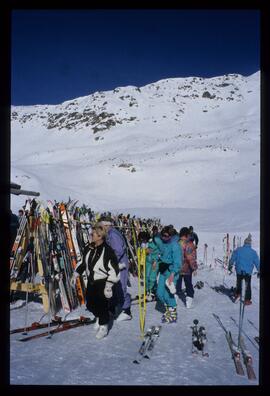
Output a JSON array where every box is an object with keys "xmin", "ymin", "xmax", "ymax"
[
  {"xmin": 85, "ymin": 279, "xmax": 110, "ymax": 326},
  {"xmin": 176, "ymin": 274, "xmax": 194, "ymax": 298},
  {"xmin": 236, "ymin": 273, "xmax": 252, "ymax": 300}
]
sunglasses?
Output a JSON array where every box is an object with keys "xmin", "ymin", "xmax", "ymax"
[{"xmin": 161, "ymin": 234, "xmax": 171, "ymax": 239}]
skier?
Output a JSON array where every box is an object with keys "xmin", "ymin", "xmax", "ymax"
[
  {"xmin": 145, "ymin": 226, "xmax": 160, "ymax": 301},
  {"xmin": 188, "ymin": 226, "xmax": 199, "ymax": 248},
  {"xmin": 71, "ymin": 224, "xmax": 120, "ymax": 339},
  {"xmin": 156, "ymin": 226, "xmax": 182, "ymax": 323},
  {"xmin": 228, "ymin": 233, "xmax": 260, "ymax": 305},
  {"xmin": 99, "ymin": 216, "xmax": 132, "ymax": 321},
  {"xmin": 176, "ymin": 227, "xmax": 198, "ymax": 309}
]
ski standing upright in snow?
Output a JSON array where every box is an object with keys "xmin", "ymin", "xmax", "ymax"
[
  {"xmin": 144, "ymin": 325, "xmax": 162, "ymax": 359},
  {"xmin": 191, "ymin": 319, "xmax": 209, "ymax": 357},
  {"xmin": 133, "ymin": 326, "xmax": 158, "ymax": 364}
]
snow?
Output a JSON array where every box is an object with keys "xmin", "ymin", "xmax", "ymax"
[
  {"xmin": 11, "ymin": 71, "xmax": 259, "ymax": 214},
  {"xmin": 10, "ymin": 249, "xmax": 260, "ymax": 385},
  {"xmin": 10, "ymin": 72, "xmax": 260, "ymax": 385}
]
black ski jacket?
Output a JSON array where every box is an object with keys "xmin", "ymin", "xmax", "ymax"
[{"xmin": 76, "ymin": 242, "xmax": 120, "ymax": 284}]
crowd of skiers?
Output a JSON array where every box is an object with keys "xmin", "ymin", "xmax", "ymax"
[
  {"xmin": 10, "ymin": 203, "xmax": 260, "ymax": 341},
  {"xmin": 68, "ymin": 216, "xmax": 201, "ymax": 339},
  {"xmin": 70, "ymin": 214, "xmax": 260, "ymax": 340}
]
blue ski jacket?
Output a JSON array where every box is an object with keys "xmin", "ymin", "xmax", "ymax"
[
  {"xmin": 229, "ymin": 243, "xmax": 260, "ymax": 275},
  {"xmin": 156, "ymin": 236, "xmax": 182, "ymax": 274},
  {"xmin": 146, "ymin": 237, "xmax": 160, "ymax": 264}
]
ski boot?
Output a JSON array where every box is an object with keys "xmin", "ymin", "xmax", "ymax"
[
  {"xmin": 162, "ymin": 307, "xmax": 177, "ymax": 323},
  {"xmin": 161, "ymin": 305, "xmax": 170, "ymax": 323}
]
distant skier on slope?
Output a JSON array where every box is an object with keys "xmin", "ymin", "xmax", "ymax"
[
  {"xmin": 228, "ymin": 233, "xmax": 260, "ymax": 305},
  {"xmin": 72, "ymin": 224, "xmax": 120, "ymax": 339},
  {"xmin": 156, "ymin": 226, "xmax": 182, "ymax": 323},
  {"xmin": 176, "ymin": 227, "xmax": 198, "ymax": 309}
]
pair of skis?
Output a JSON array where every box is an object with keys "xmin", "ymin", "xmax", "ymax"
[
  {"xmin": 213, "ymin": 313, "xmax": 256, "ymax": 380},
  {"xmin": 133, "ymin": 326, "xmax": 161, "ymax": 364},
  {"xmin": 191, "ymin": 319, "xmax": 209, "ymax": 357},
  {"xmin": 10, "ymin": 315, "xmax": 63, "ymax": 334},
  {"xmin": 12, "ymin": 316, "xmax": 95, "ymax": 342}
]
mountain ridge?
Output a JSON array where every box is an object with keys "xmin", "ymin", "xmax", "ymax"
[{"xmin": 11, "ymin": 71, "xmax": 260, "ymax": 228}]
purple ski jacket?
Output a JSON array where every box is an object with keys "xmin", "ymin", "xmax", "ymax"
[{"xmin": 106, "ymin": 227, "xmax": 129, "ymax": 266}]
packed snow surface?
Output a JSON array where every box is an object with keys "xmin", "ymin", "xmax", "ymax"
[{"xmin": 10, "ymin": 230, "xmax": 260, "ymax": 385}]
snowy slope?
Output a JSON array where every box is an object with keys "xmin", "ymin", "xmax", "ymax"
[
  {"xmin": 10, "ymin": 72, "xmax": 260, "ymax": 385},
  {"xmin": 11, "ymin": 72, "xmax": 260, "ymax": 232}
]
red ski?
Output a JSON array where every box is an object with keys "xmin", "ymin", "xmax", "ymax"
[{"xmin": 18, "ymin": 316, "xmax": 95, "ymax": 341}]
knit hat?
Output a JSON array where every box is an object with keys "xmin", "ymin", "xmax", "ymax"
[{"xmin": 244, "ymin": 233, "xmax": 252, "ymax": 245}]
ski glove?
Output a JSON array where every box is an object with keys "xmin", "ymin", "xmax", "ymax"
[
  {"xmin": 165, "ymin": 278, "xmax": 176, "ymax": 295},
  {"xmin": 118, "ymin": 262, "xmax": 126, "ymax": 271},
  {"xmin": 104, "ymin": 281, "xmax": 113, "ymax": 299},
  {"xmin": 71, "ymin": 271, "xmax": 80, "ymax": 289}
]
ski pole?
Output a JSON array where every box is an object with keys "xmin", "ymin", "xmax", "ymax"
[
  {"xmin": 247, "ymin": 319, "xmax": 259, "ymax": 333},
  {"xmin": 230, "ymin": 317, "xmax": 258, "ymax": 350},
  {"xmin": 238, "ymin": 277, "xmax": 246, "ymax": 349},
  {"xmin": 22, "ymin": 253, "xmax": 32, "ymax": 335}
]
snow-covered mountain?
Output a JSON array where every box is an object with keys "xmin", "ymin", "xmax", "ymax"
[
  {"xmin": 10, "ymin": 72, "xmax": 261, "ymax": 385},
  {"xmin": 11, "ymin": 71, "xmax": 260, "ymax": 231}
]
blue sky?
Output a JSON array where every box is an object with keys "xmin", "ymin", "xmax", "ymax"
[{"xmin": 11, "ymin": 9, "xmax": 260, "ymax": 105}]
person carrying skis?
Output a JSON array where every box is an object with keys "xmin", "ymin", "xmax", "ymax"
[
  {"xmin": 99, "ymin": 216, "xmax": 132, "ymax": 321},
  {"xmin": 71, "ymin": 224, "xmax": 120, "ymax": 339},
  {"xmin": 156, "ymin": 226, "xmax": 182, "ymax": 323},
  {"xmin": 176, "ymin": 227, "xmax": 198, "ymax": 309},
  {"xmin": 189, "ymin": 226, "xmax": 199, "ymax": 248},
  {"xmin": 228, "ymin": 233, "xmax": 260, "ymax": 305}
]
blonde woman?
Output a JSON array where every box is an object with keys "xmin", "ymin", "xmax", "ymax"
[{"xmin": 72, "ymin": 224, "xmax": 120, "ymax": 339}]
